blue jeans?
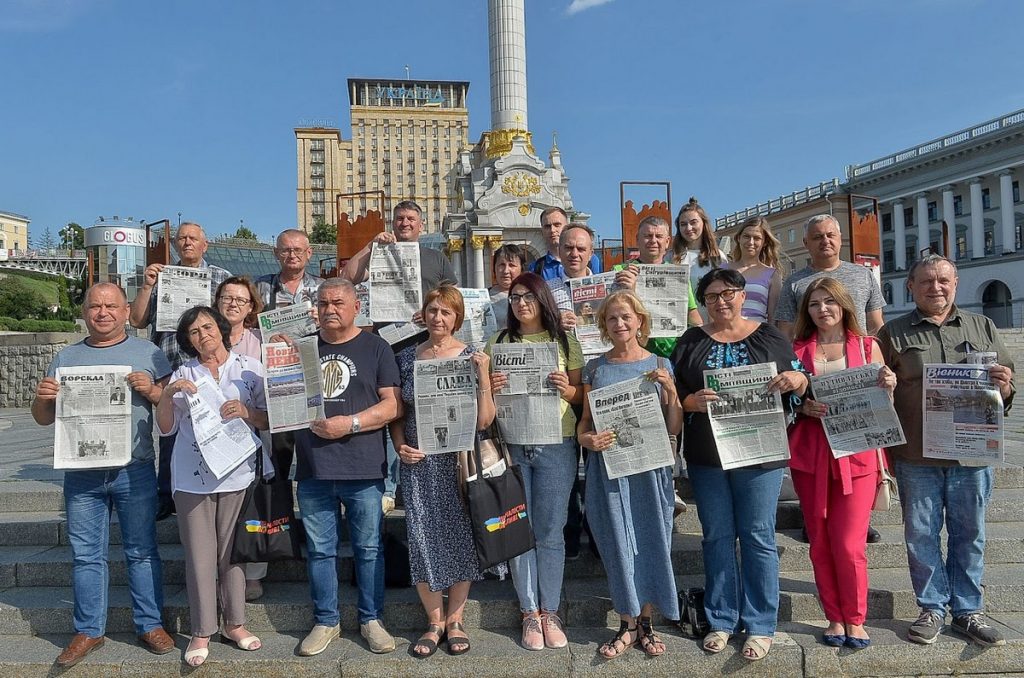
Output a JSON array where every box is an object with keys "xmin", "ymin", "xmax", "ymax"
[
  {"xmin": 893, "ymin": 461, "xmax": 992, "ymax": 617},
  {"xmin": 688, "ymin": 464, "xmax": 784, "ymax": 636},
  {"xmin": 507, "ymin": 438, "xmax": 577, "ymax": 613},
  {"xmin": 297, "ymin": 478, "xmax": 385, "ymax": 625},
  {"xmin": 64, "ymin": 460, "xmax": 163, "ymax": 637}
]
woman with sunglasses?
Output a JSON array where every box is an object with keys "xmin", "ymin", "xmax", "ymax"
[
  {"xmin": 486, "ymin": 271, "xmax": 583, "ymax": 651},
  {"xmin": 671, "ymin": 268, "xmax": 808, "ymax": 662}
]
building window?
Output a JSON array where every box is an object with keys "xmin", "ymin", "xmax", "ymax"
[
  {"xmin": 311, "ymin": 165, "xmax": 324, "ymax": 177},
  {"xmin": 311, "ymin": 139, "xmax": 324, "ymax": 151},
  {"xmin": 311, "ymin": 203, "xmax": 325, "ymax": 216},
  {"xmin": 788, "ymin": 229, "xmax": 795, "ymax": 243},
  {"xmin": 985, "ymin": 229, "xmax": 994, "ymax": 255},
  {"xmin": 982, "ymin": 188, "xmax": 991, "ymax": 210},
  {"xmin": 954, "ymin": 195, "xmax": 963, "ymax": 216},
  {"xmin": 312, "ymin": 191, "xmax": 324, "ymax": 202},
  {"xmin": 882, "ymin": 212, "xmax": 892, "ymax": 232},
  {"xmin": 957, "ymin": 234, "xmax": 967, "ymax": 258},
  {"xmin": 1014, "ymin": 180, "xmax": 1020, "ymax": 204},
  {"xmin": 882, "ymin": 248, "xmax": 894, "ymax": 273},
  {"xmin": 1016, "ymin": 221, "xmax": 1023, "ymax": 250},
  {"xmin": 311, "ymin": 177, "xmax": 324, "ymax": 189},
  {"xmin": 310, "ymin": 150, "xmax": 324, "ymax": 164},
  {"xmin": 903, "ymin": 206, "xmax": 913, "ymax": 225},
  {"xmin": 927, "ymin": 201, "xmax": 937, "ymax": 222}
]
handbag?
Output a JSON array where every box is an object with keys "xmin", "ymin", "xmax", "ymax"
[
  {"xmin": 460, "ymin": 430, "xmax": 535, "ymax": 570},
  {"xmin": 873, "ymin": 449, "xmax": 899, "ymax": 512},
  {"xmin": 230, "ymin": 452, "xmax": 304, "ymax": 564},
  {"xmin": 458, "ymin": 429, "xmax": 506, "ymax": 502},
  {"xmin": 678, "ymin": 587, "xmax": 711, "ymax": 638}
]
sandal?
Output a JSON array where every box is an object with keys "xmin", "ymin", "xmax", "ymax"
[
  {"xmin": 220, "ymin": 626, "xmax": 261, "ymax": 651},
  {"xmin": 742, "ymin": 635, "xmax": 772, "ymax": 661},
  {"xmin": 446, "ymin": 621, "xmax": 471, "ymax": 656},
  {"xmin": 598, "ymin": 620, "xmax": 637, "ymax": 660},
  {"xmin": 637, "ymin": 617, "xmax": 665, "ymax": 656},
  {"xmin": 702, "ymin": 630, "xmax": 730, "ymax": 654},
  {"xmin": 410, "ymin": 623, "xmax": 445, "ymax": 659},
  {"xmin": 184, "ymin": 636, "xmax": 209, "ymax": 667}
]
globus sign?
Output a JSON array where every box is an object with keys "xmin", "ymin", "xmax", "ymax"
[{"xmin": 85, "ymin": 226, "xmax": 147, "ymax": 248}]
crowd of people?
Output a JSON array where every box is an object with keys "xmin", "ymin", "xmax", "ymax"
[{"xmin": 32, "ymin": 199, "xmax": 1015, "ymax": 668}]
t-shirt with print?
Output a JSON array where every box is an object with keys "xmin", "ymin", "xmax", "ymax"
[
  {"xmin": 485, "ymin": 329, "xmax": 585, "ymax": 437},
  {"xmin": 775, "ymin": 261, "xmax": 885, "ymax": 329},
  {"xmin": 47, "ymin": 336, "xmax": 172, "ymax": 464},
  {"xmin": 294, "ymin": 330, "xmax": 401, "ymax": 481}
]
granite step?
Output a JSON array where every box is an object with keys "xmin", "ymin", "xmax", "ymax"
[{"xmin": 0, "ymin": 618, "xmax": 1022, "ymax": 677}]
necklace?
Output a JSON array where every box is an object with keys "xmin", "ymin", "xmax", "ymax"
[{"xmin": 427, "ymin": 336, "xmax": 451, "ymax": 359}]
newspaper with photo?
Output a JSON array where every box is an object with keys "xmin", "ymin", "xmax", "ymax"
[
  {"xmin": 184, "ymin": 374, "xmax": 260, "ymax": 478},
  {"xmin": 455, "ymin": 287, "xmax": 497, "ymax": 351},
  {"xmin": 923, "ymin": 363, "xmax": 1003, "ymax": 464},
  {"xmin": 811, "ymin": 364, "xmax": 906, "ymax": 458},
  {"xmin": 156, "ymin": 265, "xmax": 211, "ymax": 331},
  {"xmin": 635, "ymin": 264, "xmax": 690, "ymax": 338},
  {"xmin": 588, "ymin": 375, "xmax": 675, "ymax": 480},
  {"xmin": 413, "ymin": 356, "xmax": 479, "ymax": 454},
  {"xmin": 53, "ymin": 365, "xmax": 133, "ymax": 469},
  {"xmin": 378, "ymin": 322, "xmax": 428, "ymax": 346},
  {"xmin": 704, "ymin": 362, "xmax": 790, "ymax": 469},
  {"xmin": 491, "ymin": 341, "xmax": 562, "ymax": 445},
  {"xmin": 368, "ymin": 242, "xmax": 421, "ymax": 321},
  {"xmin": 354, "ymin": 282, "xmax": 372, "ymax": 327},
  {"xmin": 262, "ymin": 337, "xmax": 325, "ymax": 433},
  {"xmin": 257, "ymin": 301, "xmax": 317, "ymax": 338},
  {"xmin": 569, "ymin": 272, "xmax": 623, "ymax": 356}
]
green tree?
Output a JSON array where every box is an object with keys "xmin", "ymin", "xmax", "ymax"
[
  {"xmin": 0, "ymin": 277, "xmax": 49, "ymax": 319},
  {"xmin": 60, "ymin": 223, "xmax": 85, "ymax": 249},
  {"xmin": 233, "ymin": 225, "xmax": 258, "ymax": 240},
  {"xmin": 38, "ymin": 227, "xmax": 56, "ymax": 250},
  {"xmin": 309, "ymin": 217, "xmax": 337, "ymax": 245}
]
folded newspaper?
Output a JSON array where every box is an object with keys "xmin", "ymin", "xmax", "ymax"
[
  {"xmin": 634, "ymin": 264, "xmax": 690, "ymax": 338},
  {"xmin": 413, "ymin": 356, "xmax": 479, "ymax": 454},
  {"xmin": 53, "ymin": 365, "xmax": 133, "ymax": 469},
  {"xmin": 923, "ymin": 363, "xmax": 1003, "ymax": 464},
  {"xmin": 262, "ymin": 338, "xmax": 324, "ymax": 433},
  {"xmin": 569, "ymin": 272, "xmax": 623, "ymax": 355},
  {"xmin": 455, "ymin": 287, "xmax": 497, "ymax": 351},
  {"xmin": 811, "ymin": 364, "xmax": 906, "ymax": 458},
  {"xmin": 156, "ymin": 265, "xmax": 211, "ymax": 332},
  {"xmin": 704, "ymin": 362, "xmax": 790, "ymax": 469},
  {"xmin": 588, "ymin": 376, "xmax": 674, "ymax": 479},
  {"xmin": 368, "ymin": 242, "xmax": 421, "ymax": 322},
  {"xmin": 184, "ymin": 375, "xmax": 260, "ymax": 479},
  {"xmin": 257, "ymin": 301, "xmax": 317, "ymax": 338}
]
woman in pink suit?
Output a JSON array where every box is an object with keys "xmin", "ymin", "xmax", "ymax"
[{"xmin": 788, "ymin": 277, "xmax": 897, "ymax": 650}]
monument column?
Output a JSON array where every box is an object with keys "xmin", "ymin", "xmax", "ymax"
[
  {"xmin": 448, "ymin": 237, "xmax": 465, "ymax": 286},
  {"xmin": 471, "ymin": 235, "xmax": 487, "ymax": 289},
  {"xmin": 488, "ymin": 0, "xmax": 528, "ymax": 131},
  {"xmin": 892, "ymin": 200, "xmax": 906, "ymax": 270},
  {"xmin": 915, "ymin": 192, "xmax": 930, "ymax": 258}
]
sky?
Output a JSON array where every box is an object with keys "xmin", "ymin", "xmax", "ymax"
[{"xmin": 2, "ymin": 0, "xmax": 1022, "ymax": 246}]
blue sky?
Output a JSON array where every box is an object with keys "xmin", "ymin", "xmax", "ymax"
[{"xmin": 2, "ymin": 0, "xmax": 1021, "ymax": 245}]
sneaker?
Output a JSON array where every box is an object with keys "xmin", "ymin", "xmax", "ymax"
[
  {"xmin": 298, "ymin": 624, "xmax": 340, "ymax": 656},
  {"xmin": 907, "ymin": 609, "xmax": 945, "ymax": 644},
  {"xmin": 521, "ymin": 614, "xmax": 544, "ymax": 651},
  {"xmin": 951, "ymin": 613, "xmax": 1006, "ymax": 647},
  {"xmin": 382, "ymin": 495, "xmax": 396, "ymax": 516},
  {"xmin": 360, "ymin": 619, "xmax": 397, "ymax": 653},
  {"xmin": 674, "ymin": 491, "xmax": 688, "ymax": 517},
  {"xmin": 541, "ymin": 612, "xmax": 567, "ymax": 649}
]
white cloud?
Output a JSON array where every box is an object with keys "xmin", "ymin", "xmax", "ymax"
[{"xmin": 566, "ymin": 0, "xmax": 615, "ymax": 16}]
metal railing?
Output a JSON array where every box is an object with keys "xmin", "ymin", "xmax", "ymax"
[{"xmin": 715, "ymin": 179, "xmax": 840, "ymax": 230}]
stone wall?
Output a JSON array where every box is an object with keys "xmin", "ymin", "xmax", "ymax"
[{"xmin": 0, "ymin": 333, "xmax": 85, "ymax": 407}]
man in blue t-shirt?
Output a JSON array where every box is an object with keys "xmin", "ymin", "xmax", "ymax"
[
  {"xmin": 32, "ymin": 282, "xmax": 173, "ymax": 667},
  {"xmin": 292, "ymin": 278, "xmax": 402, "ymax": 657},
  {"xmin": 532, "ymin": 206, "xmax": 602, "ymax": 280}
]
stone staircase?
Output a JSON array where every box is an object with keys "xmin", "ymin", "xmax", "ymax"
[{"xmin": 0, "ymin": 466, "xmax": 1023, "ymax": 676}]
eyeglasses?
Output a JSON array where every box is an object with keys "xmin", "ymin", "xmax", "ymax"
[
  {"xmin": 703, "ymin": 288, "xmax": 742, "ymax": 305},
  {"xmin": 218, "ymin": 296, "xmax": 251, "ymax": 307},
  {"xmin": 278, "ymin": 248, "xmax": 307, "ymax": 256},
  {"xmin": 509, "ymin": 292, "xmax": 537, "ymax": 305}
]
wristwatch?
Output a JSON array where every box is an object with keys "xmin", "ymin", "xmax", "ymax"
[{"xmin": 351, "ymin": 416, "xmax": 361, "ymax": 434}]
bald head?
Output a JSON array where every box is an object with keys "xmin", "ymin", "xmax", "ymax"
[{"xmin": 84, "ymin": 282, "xmax": 128, "ymax": 305}]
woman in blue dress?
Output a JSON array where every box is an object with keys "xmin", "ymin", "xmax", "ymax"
[{"xmin": 576, "ymin": 290, "xmax": 683, "ymax": 659}]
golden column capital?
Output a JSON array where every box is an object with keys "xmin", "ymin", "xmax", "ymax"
[
  {"xmin": 486, "ymin": 236, "xmax": 503, "ymax": 249},
  {"xmin": 448, "ymin": 237, "xmax": 464, "ymax": 253},
  {"xmin": 470, "ymin": 235, "xmax": 487, "ymax": 250}
]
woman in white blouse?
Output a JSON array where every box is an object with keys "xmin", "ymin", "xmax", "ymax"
[{"xmin": 156, "ymin": 305, "xmax": 269, "ymax": 667}]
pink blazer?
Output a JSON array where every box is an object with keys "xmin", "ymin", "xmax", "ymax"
[{"xmin": 789, "ymin": 331, "xmax": 881, "ymax": 518}]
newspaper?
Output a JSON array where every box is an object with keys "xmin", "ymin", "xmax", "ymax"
[
  {"xmin": 413, "ymin": 356, "xmax": 479, "ymax": 454},
  {"xmin": 923, "ymin": 363, "xmax": 1004, "ymax": 464},
  {"xmin": 704, "ymin": 362, "xmax": 790, "ymax": 469},
  {"xmin": 491, "ymin": 342, "xmax": 562, "ymax": 445},
  {"xmin": 257, "ymin": 301, "xmax": 317, "ymax": 338},
  {"xmin": 262, "ymin": 338, "xmax": 325, "ymax": 433},
  {"xmin": 354, "ymin": 282, "xmax": 372, "ymax": 327},
  {"xmin": 378, "ymin": 322, "xmax": 428, "ymax": 346},
  {"xmin": 635, "ymin": 264, "xmax": 690, "ymax": 338},
  {"xmin": 569, "ymin": 272, "xmax": 623, "ymax": 356},
  {"xmin": 455, "ymin": 287, "xmax": 497, "ymax": 351},
  {"xmin": 53, "ymin": 365, "xmax": 132, "ymax": 469},
  {"xmin": 368, "ymin": 242, "xmax": 421, "ymax": 322},
  {"xmin": 184, "ymin": 374, "xmax": 260, "ymax": 479},
  {"xmin": 156, "ymin": 265, "xmax": 211, "ymax": 331},
  {"xmin": 588, "ymin": 376, "xmax": 675, "ymax": 479},
  {"xmin": 811, "ymin": 364, "xmax": 907, "ymax": 458}
]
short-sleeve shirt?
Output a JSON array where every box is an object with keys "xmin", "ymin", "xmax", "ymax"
[
  {"xmin": 775, "ymin": 261, "xmax": 885, "ymax": 329},
  {"xmin": 419, "ymin": 246, "xmax": 458, "ymax": 298},
  {"xmin": 294, "ymin": 331, "xmax": 401, "ymax": 481},
  {"xmin": 47, "ymin": 336, "xmax": 172, "ymax": 464},
  {"xmin": 485, "ymin": 330, "xmax": 585, "ymax": 437},
  {"xmin": 255, "ymin": 271, "xmax": 323, "ymax": 311},
  {"xmin": 532, "ymin": 252, "xmax": 603, "ymax": 280},
  {"xmin": 163, "ymin": 352, "xmax": 266, "ymax": 494}
]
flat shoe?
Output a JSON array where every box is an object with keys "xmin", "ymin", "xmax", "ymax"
[
  {"xmin": 702, "ymin": 630, "xmax": 730, "ymax": 654},
  {"xmin": 845, "ymin": 636, "xmax": 871, "ymax": 649},
  {"xmin": 742, "ymin": 635, "xmax": 772, "ymax": 661},
  {"xmin": 410, "ymin": 623, "xmax": 445, "ymax": 659},
  {"xmin": 822, "ymin": 633, "xmax": 847, "ymax": 647},
  {"xmin": 220, "ymin": 631, "xmax": 261, "ymax": 651},
  {"xmin": 446, "ymin": 621, "xmax": 471, "ymax": 655}
]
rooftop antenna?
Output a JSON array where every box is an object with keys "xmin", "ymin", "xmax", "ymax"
[{"xmin": 404, "ymin": 64, "xmax": 410, "ymax": 79}]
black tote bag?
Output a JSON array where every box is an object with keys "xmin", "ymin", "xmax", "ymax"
[
  {"xmin": 461, "ymin": 435, "xmax": 535, "ymax": 570},
  {"xmin": 230, "ymin": 453, "xmax": 304, "ymax": 564}
]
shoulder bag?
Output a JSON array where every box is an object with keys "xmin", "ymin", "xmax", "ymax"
[{"xmin": 230, "ymin": 452, "xmax": 304, "ymax": 563}]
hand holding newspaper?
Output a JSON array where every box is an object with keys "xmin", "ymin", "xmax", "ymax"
[
  {"xmin": 184, "ymin": 375, "xmax": 260, "ymax": 479},
  {"xmin": 588, "ymin": 376, "xmax": 675, "ymax": 479},
  {"xmin": 455, "ymin": 288, "xmax": 497, "ymax": 351},
  {"xmin": 634, "ymin": 264, "xmax": 690, "ymax": 338},
  {"xmin": 53, "ymin": 365, "xmax": 133, "ymax": 469},
  {"xmin": 811, "ymin": 364, "xmax": 906, "ymax": 458},
  {"xmin": 491, "ymin": 342, "xmax": 562, "ymax": 446},
  {"xmin": 262, "ymin": 337, "xmax": 325, "ymax": 433},
  {"xmin": 156, "ymin": 266, "xmax": 211, "ymax": 331},
  {"xmin": 704, "ymin": 362, "xmax": 790, "ymax": 469},
  {"xmin": 368, "ymin": 242, "xmax": 421, "ymax": 322},
  {"xmin": 257, "ymin": 301, "xmax": 317, "ymax": 339},
  {"xmin": 413, "ymin": 356, "xmax": 479, "ymax": 454},
  {"xmin": 569, "ymin": 272, "xmax": 624, "ymax": 356},
  {"xmin": 922, "ymin": 363, "xmax": 1003, "ymax": 464}
]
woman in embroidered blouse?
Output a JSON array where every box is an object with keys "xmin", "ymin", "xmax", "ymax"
[
  {"xmin": 671, "ymin": 268, "xmax": 808, "ymax": 662},
  {"xmin": 727, "ymin": 216, "xmax": 783, "ymax": 325},
  {"xmin": 788, "ymin": 277, "xmax": 896, "ymax": 650},
  {"xmin": 155, "ymin": 306, "xmax": 269, "ymax": 667}
]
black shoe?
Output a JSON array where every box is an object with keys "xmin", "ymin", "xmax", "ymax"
[
  {"xmin": 951, "ymin": 613, "xmax": 1006, "ymax": 646},
  {"xmin": 908, "ymin": 608, "xmax": 944, "ymax": 644},
  {"xmin": 155, "ymin": 497, "xmax": 175, "ymax": 522},
  {"xmin": 866, "ymin": 525, "xmax": 881, "ymax": 543},
  {"xmin": 564, "ymin": 540, "xmax": 581, "ymax": 562},
  {"xmin": 800, "ymin": 527, "xmax": 810, "ymax": 544}
]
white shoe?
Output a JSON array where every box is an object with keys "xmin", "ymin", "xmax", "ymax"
[{"xmin": 382, "ymin": 495, "xmax": 396, "ymax": 516}]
